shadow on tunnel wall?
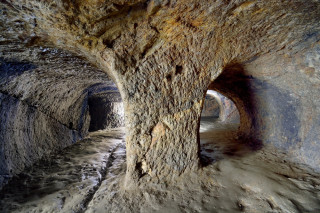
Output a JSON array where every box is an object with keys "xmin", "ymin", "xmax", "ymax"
[{"xmin": 0, "ymin": 58, "xmax": 36, "ymax": 79}]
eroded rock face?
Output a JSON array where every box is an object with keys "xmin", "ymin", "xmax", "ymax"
[
  {"xmin": 201, "ymin": 94, "xmax": 220, "ymax": 118},
  {"xmin": 1, "ymin": 0, "xmax": 320, "ymax": 186},
  {"xmin": 0, "ymin": 92, "xmax": 82, "ymax": 189}
]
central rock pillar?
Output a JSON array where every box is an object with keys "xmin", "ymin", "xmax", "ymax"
[
  {"xmin": 124, "ymin": 95, "xmax": 203, "ymax": 185},
  {"xmin": 105, "ymin": 54, "xmax": 210, "ymax": 186}
]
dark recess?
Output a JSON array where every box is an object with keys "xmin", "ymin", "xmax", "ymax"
[
  {"xmin": 175, "ymin": 65, "xmax": 183, "ymax": 75},
  {"xmin": 166, "ymin": 74, "xmax": 172, "ymax": 81}
]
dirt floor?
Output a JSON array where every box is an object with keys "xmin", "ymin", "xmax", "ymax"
[{"xmin": 1, "ymin": 119, "xmax": 320, "ymax": 213}]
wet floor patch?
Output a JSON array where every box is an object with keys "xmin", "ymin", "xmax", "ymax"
[
  {"xmin": 200, "ymin": 117, "xmax": 245, "ymax": 166},
  {"xmin": 0, "ymin": 128, "xmax": 125, "ymax": 213}
]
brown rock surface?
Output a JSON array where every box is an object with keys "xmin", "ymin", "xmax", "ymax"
[{"xmin": 0, "ymin": 0, "xmax": 320, "ymax": 189}]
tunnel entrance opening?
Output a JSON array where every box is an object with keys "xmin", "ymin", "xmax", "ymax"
[
  {"xmin": 87, "ymin": 84, "xmax": 125, "ymax": 132},
  {"xmin": 200, "ymin": 90, "xmax": 240, "ymax": 125},
  {"xmin": 199, "ymin": 89, "xmax": 241, "ymax": 166}
]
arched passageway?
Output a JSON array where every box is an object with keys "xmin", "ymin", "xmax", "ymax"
[
  {"xmin": 0, "ymin": 46, "xmax": 125, "ymax": 189},
  {"xmin": 200, "ymin": 89, "xmax": 241, "ymax": 165},
  {"xmin": 1, "ymin": 0, "xmax": 319, "ymax": 187},
  {"xmin": 201, "ymin": 90, "xmax": 240, "ymax": 124},
  {"xmin": 87, "ymin": 84, "xmax": 124, "ymax": 132}
]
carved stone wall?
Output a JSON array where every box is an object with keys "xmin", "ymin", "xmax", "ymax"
[{"xmin": 0, "ymin": 0, "xmax": 319, "ymax": 187}]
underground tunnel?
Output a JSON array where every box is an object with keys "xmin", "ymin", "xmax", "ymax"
[{"xmin": 1, "ymin": 0, "xmax": 320, "ymax": 212}]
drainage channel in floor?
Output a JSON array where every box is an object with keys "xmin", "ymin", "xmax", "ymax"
[{"xmin": 0, "ymin": 128, "xmax": 125, "ymax": 213}]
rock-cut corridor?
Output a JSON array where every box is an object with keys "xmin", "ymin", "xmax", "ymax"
[{"xmin": 1, "ymin": 0, "xmax": 320, "ymax": 212}]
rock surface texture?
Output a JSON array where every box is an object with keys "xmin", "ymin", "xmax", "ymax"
[
  {"xmin": 0, "ymin": 0, "xmax": 320, "ymax": 188},
  {"xmin": 201, "ymin": 94, "xmax": 220, "ymax": 118}
]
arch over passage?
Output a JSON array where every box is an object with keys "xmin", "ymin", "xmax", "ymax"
[
  {"xmin": 208, "ymin": 64, "xmax": 265, "ymax": 150},
  {"xmin": 199, "ymin": 88, "xmax": 242, "ymax": 165}
]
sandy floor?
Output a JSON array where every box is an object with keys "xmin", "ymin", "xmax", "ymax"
[{"xmin": 1, "ymin": 119, "xmax": 320, "ymax": 213}]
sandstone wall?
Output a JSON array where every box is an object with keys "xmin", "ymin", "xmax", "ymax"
[
  {"xmin": 89, "ymin": 99, "xmax": 124, "ymax": 131},
  {"xmin": 201, "ymin": 95, "xmax": 220, "ymax": 118},
  {"xmin": 86, "ymin": 84, "xmax": 124, "ymax": 132},
  {"xmin": 0, "ymin": 92, "xmax": 81, "ymax": 189}
]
